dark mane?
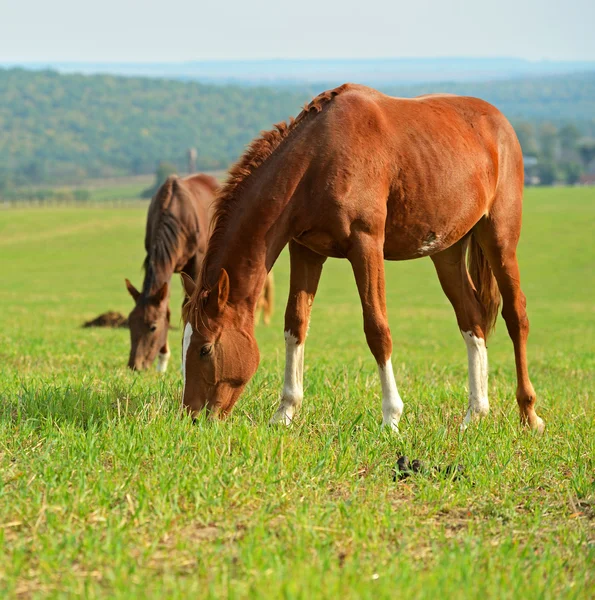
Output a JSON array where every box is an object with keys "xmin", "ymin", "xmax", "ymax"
[
  {"xmin": 142, "ymin": 176, "xmax": 185, "ymax": 295},
  {"xmin": 185, "ymin": 84, "xmax": 349, "ymax": 320}
]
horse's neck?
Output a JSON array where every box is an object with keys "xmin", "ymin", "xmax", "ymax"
[
  {"xmin": 143, "ymin": 197, "xmax": 196, "ymax": 297},
  {"xmin": 206, "ymin": 172, "xmax": 297, "ymax": 310},
  {"xmin": 142, "ymin": 259, "xmax": 172, "ymax": 297}
]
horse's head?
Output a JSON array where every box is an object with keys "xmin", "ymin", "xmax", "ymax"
[
  {"xmin": 181, "ymin": 270, "xmax": 259, "ymax": 417},
  {"xmin": 125, "ymin": 279, "xmax": 169, "ymax": 371}
]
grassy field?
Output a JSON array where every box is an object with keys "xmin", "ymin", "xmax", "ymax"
[
  {"xmin": 0, "ymin": 187, "xmax": 593, "ymax": 598},
  {"xmin": 2, "ymin": 172, "xmax": 229, "ymax": 206}
]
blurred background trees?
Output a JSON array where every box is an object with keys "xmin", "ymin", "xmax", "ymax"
[{"xmin": 1, "ymin": 67, "xmax": 595, "ymax": 192}]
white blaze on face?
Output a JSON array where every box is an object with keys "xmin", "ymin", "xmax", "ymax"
[
  {"xmin": 461, "ymin": 330, "xmax": 489, "ymax": 427},
  {"xmin": 182, "ymin": 322, "xmax": 193, "ymax": 397},
  {"xmin": 271, "ymin": 331, "xmax": 304, "ymax": 425},
  {"xmin": 378, "ymin": 358, "xmax": 404, "ymax": 431}
]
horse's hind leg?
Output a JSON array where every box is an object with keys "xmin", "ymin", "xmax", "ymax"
[
  {"xmin": 348, "ymin": 233, "xmax": 403, "ymax": 431},
  {"xmin": 474, "ymin": 212, "xmax": 544, "ymax": 432},
  {"xmin": 431, "ymin": 240, "xmax": 490, "ymax": 427},
  {"xmin": 263, "ymin": 272, "xmax": 274, "ymax": 325},
  {"xmin": 270, "ymin": 241, "xmax": 326, "ymax": 425}
]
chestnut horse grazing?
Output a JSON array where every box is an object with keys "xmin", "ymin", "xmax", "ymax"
[
  {"xmin": 125, "ymin": 173, "xmax": 217, "ymax": 371},
  {"xmin": 181, "ymin": 84, "xmax": 544, "ymax": 432}
]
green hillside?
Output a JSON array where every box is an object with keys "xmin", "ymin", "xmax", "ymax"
[{"xmin": 1, "ymin": 68, "xmax": 594, "ymax": 188}]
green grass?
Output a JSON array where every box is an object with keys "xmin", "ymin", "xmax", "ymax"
[{"xmin": 0, "ymin": 187, "xmax": 593, "ymax": 598}]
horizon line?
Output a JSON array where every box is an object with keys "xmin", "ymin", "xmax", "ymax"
[{"xmin": 3, "ymin": 56, "xmax": 595, "ymax": 65}]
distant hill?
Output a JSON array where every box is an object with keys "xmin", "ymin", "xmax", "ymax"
[
  {"xmin": 384, "ymin": 72, "xmax": 595, "ymax": 122},
  {"xmin": 1, "ymin": 68, "xmax": 594, "ymax": 187},
  {"xmin": 7, "ymin": 57, "xmax": 595, "ymax": 85}
]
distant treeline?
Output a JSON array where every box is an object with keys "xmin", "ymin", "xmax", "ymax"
[{"xmin": 1, "ymin": 68, "xmax": 594, "ymax": 191}]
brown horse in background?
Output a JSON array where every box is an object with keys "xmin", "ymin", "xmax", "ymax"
[
  {"xmin": 126, "ymin": 173, "xmax": 275, "ymax": 371},
  {"xmin": 125, "ymin": 173, "xmax": 217, "ymax": 371},
  {"xmin": 181, "ymin": 83, "xmax": 544, "ymax": 432}
]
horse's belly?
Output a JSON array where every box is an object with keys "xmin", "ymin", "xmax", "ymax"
[
  {"xmin": 382, "ymin": 229, "xmax": 450, "ymax": 261},
  {"xmin": 382, "ymin": 196, "xmax": 485, "ymax": 260}
]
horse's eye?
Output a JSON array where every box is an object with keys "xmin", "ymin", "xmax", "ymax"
[
  {"xmin": 149, "ymin": 323, "xmax": 157, "ymax": 332},
  {"xmin": 200, "ymin": 344, "xmax": 212, "ymax": 357}
]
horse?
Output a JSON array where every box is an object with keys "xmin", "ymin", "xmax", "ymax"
[
  {"xmin": 125, "ymin": 173, "xmax": 275, "ymax": 372},
  {"xmin": 180, "ymin": 83, "xmax": 544, "ymax": 433},
  {"xmin": 125, "ymin": 173, "xmax": 217, "ymax": 371}
]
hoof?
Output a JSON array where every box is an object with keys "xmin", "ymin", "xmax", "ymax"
[
  {"xmin": 461, "ymin": 402, "xmax": 489, "ymax": 430},
  {"xmin": 270, "ymin": 409, "xmax": 293, "ymax": 426},
  {"xmin": 382, "ymin": 418, "xmax": 399, "ymax": 433},
  {"xmin": 525, "ymin": 415, "xmax": 545, "ymax": 434}
]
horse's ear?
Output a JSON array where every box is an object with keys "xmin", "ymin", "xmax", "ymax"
[
  {"xmin": 206, "ymin": 268, "xmax": 230, "ymax": 314},
  {"xmin": 181, "ymin": 272, "xmax": 196, "ymax": 298},
  {"xmin": 215, "ymin": 268, "xmax": 230, "ymax": 312},
  {"xmin": 125, "ymin": 279, "xmax": 140, "ymax": 302},
  {"xmin": 154, "ymin": 282, "xmax": 169, "ymax": 305}
]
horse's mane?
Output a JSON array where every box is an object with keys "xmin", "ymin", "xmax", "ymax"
[
  {"xmin": 185, "ymin": 84, "xmax": 349, "ymax": 320},
  {"xmin": 142, "ymin": 176, "xmax": 185, "ymax": 295}
]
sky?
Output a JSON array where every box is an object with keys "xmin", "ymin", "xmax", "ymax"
[{"xmin": 0, "ymin": 0, "xmax": 594, "ymax": 63}]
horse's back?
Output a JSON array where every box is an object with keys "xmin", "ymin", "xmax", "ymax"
[
  {"xmin": 330, "ymin": 85, "xmax": 517, "ymax": 153},
  {"xmin": 146, "ymin": 173, "xmax": 219, "ymax": 269},
  {"xmin": 293, "ymin": 85, "xmax": 523, "ymax": 261},
  {"xmin": 179, "ymin": 174, "xmax": 219, "ymax": 225},
  {"xmin": 182, "ymin": 173, "xmax": 219, "ymax": 196}
]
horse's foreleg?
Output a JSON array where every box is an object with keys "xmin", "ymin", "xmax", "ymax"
[
  {"xmin": 156, "ymin": 342, "xmax": 171, "ymax": 373},
  {"xmin": 431, "ymin": 241, "xmax": 490, "ymax": 427},
  {"xmin": 177, "ymin": 256, "xmax": 199, "ymax": 374},
  {"xmin": 348, "ymin": 234, "xmax": 403, "ymax": 431},
  {"xmin": 156, "ymin": 305, "xmax": 171, "ymax": 373},
  {"xmin": 270, "ymin": 241, "xmax": 326, "ymax": 425}
]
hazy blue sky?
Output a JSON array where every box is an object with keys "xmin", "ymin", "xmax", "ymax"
[{"xmin": 1, "ymin": 0, "xmax": 593, "ymax": 62}]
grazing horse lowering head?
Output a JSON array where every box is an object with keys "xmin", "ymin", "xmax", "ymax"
[
  {"xmin": 125, "ymin": 279, "xmax": 170, "ymax": 371},
  {"xmin": 181, "ymin": 271, "xmax": 260, "ymax": 417},
  {"xmin": 173, "ymin": 83, "xmax": 545, "ymax": 432}
]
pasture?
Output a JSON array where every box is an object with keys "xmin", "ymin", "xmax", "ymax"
[{"xmin": 0, "ymin": 187, "xmax": 593, "ymax": 598}]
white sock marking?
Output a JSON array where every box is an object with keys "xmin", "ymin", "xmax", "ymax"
[
  {"xmin": 271, "ymin": 331, "xmax": 304, "ymax": 425},
  {"xmin": 378, "ymin": 358, "xmax": 404, "ymax": 431},
  {"xmin": 156, "ymin": 350, "xmax": 171, "ymax": 373},
  {"xmin": 182, "ymin": 322, "xmax": 193, "ymax": 398},
  {"xmin": 461, "ymin": 330, "xmax": 489, "ymax": 428}
]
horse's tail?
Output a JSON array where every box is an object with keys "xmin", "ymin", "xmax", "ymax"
[{"xmin": 467, "ymin": 233, "xmax": 500, "ymax": 338}]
